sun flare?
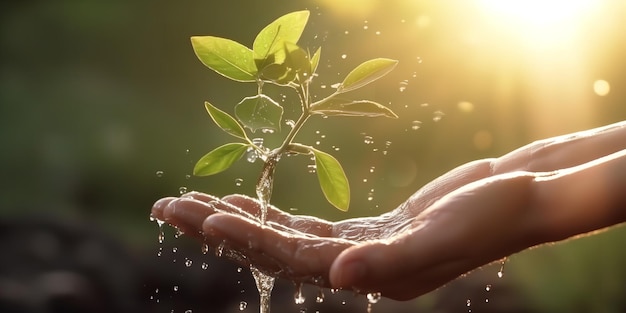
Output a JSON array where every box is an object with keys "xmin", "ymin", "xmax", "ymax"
[{"xmin": 477, "ymin": 0, "xmax": 597, "ymax": 47}]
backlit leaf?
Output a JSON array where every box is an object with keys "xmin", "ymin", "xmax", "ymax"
[
  {"xmin": 310, "ymin": 98, "xmax": 398, "ymax": 118},
  {"xmin": 193, "ymin": 143, "xmax": 249, "ymax": 176},
  {"xmin": 338, "ymin": 58, "xmax": 398, "ymax": 93},
  {"xmin": 204, "ymin": 101, "xmax": 248, "ymax": 140},
  {"xmin": 310, "ymin": 47, "xmax": 321, "ymax": 74},
  {"xmin": 253, "ymin": 10, "xmax": 310, "ymax": 70},
  {"xmin": 235, "ymin": 94, "xmax": 284, "ymax": 132},
  {"xmin": 311, "ymin": 148, "xmax": 350, "ymax": 211},
  {"xmin": 191, "ymin": 36, "xmax": 257, "ymax": 82},
  {"xmin": 260, "ymin": 42, "xmax": 311, "ymax": 84}
]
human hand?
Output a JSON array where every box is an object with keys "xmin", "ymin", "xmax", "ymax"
[{"xmin": 151, "ymin": 121, "xmax": 626, "ymax": 300}]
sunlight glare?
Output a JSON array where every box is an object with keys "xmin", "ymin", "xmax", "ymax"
[{"xmin": 478, "ymin": 0, "xmax": 596, "ymax": 47}]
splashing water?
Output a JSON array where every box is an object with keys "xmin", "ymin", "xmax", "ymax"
[{"xmin": 250, "ymin": 266, "xmax": 275, "ymax": 313}]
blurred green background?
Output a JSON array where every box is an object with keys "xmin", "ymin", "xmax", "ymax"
[{"xmin": 1, "ymin": 0, "xmax": 626, "ymax": 312}]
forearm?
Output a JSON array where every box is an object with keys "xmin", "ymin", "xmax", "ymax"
[{"xmin": 532, "ymin": 149, "xmax": 626, "ymax": 243}]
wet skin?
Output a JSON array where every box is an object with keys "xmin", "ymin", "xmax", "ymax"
[{"xmin": 152, "ymin": 121, "xmax": 626, "ymax": 300}]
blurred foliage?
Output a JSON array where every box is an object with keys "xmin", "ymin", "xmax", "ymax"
[{"xmin": 1, "ymin": 0, "xmax": 626, "ymax": 312}]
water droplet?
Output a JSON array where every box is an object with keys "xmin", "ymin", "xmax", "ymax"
[
  {"xmin": 420, "ymin": 103, "xmax": 429, "ymax": 107},
  {"xmin": 330, "ymin": 288, "xmax": 340, "ymax": 294},
  {"xmin": 369, "ymin": 166, "xmax": 375, "ymax": 173},
  {"xmin": 185, "ymin": 258, "xmax": 193, "ymax": 267},
  {"xmin": 497, "ymin": 259, "xmax": 506, "ymax": 278},
  {"xmin": 367, "ymin": 292, "xmax": 381, "ymax": 304},
  {"xmin": 331, "ymin": 82, "xmax": 342, "ymax": 89},
  {"xmin": 185, "ymin": 310, "xmax": 192, "ymax": 313},
  {"xmin": 237, "ymin": 267, "xmax": 243, "ymax": 273},
  {"xmin": 316, "ymin": 288, "xmax": 325, "ymax": 303},
  {"xmin": 399, "ymin": 80, "xmax": 409, "ymax": 92},
  {"xmin": 375, "ymin": 31, "xmax": 381, "ymax": 35},
  {"xmin": 155, "ymin": 170, "xmax": 164, "ymax": 177},
  {"xmin": 201, "ymin": 243, "xmax": 209, "ymax": 254},
  {"xmin": 417, "ymin": 56, "xmax": 423, "ymax": 64},
  {"xmin": 294, "ymin": 282, "xmax": 306, "ymax": 304},
  {"xmin": 179, "ymin": 186, "xmax": 188, "ymax": 195},
  {"xmin": 307, "ymin": 164, "xmax": 317, "ymax": 173},
  {"xmin": 341, "ymin": 300, "xmax": 346, "ymax": 305},
  {"xmin": 216, "ymin": 240, "xmax": 226, "ymax": 257},
  {"xmin": 285, "ymin": 119, "xmax": 296, "ymax": 128},
  {"xmin": 155, "ymin": 218, "xmax": 165, "ymax": 244},
  {"xmin": 261, "ymin": 128, "xmax": 275, "ymax": 134},
  {"xmin": 485, "ymin": 284, "xmax": 491, "ymax": 292},
  {"xmin": 201, "ymin": 262, "xmax": 209, "ymax": 270},
  {"xmin": 239, "ymin": 301, "xmax": 247, "ymax": 311},
  {"xmin": 185, "ymin": 174, "xmax": 191, "ymax": 180},
  {"xmin": 341, "ymin": 54, "xmax": 347, "ymax": 59},
  {"xmin": 172, "ymin": 247, "xmax": 178, "ymax": 253},
  {"xmin": 410, "ymin": 120, "xmax": 422, "ymax": 130},
  {"xmin": 332, "ymin": 145, "xmax": 340, "ymax": 151},
  {"xmin": 247, "ymin": 138, "xmax": 265, "ymax": 163},
  {"xmin": 157, "ymin": 247, "xmax": 162, "ymax": 257},
  {"xmin": 433, "ymin": 110, "xmax": 445, "ymax": 122},
  {"xmin": 173, "ymin": 285, "xmax": 179, "ymax": 292},
  {"xmin": 235, "ymin": 178, "xmax": 244, "ymax": 187},
  {"xmin": 363, "ymin": 25, "xmax": 369, "ymax": 30},
  {"xmin": 467, "ymin": 299, "xmax": 471, "ymax": 307},
  {"xmin": 363, "ymin": 135, "xmax": 374, "ymax": 144},
  {"xmin": 174, "ymin": 227, "xmax": 184, "ymax": 238}
]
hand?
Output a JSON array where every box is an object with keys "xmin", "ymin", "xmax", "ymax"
[{"xmin": 151, "ymin": 121, "xmax": 626, "ymax": 300}]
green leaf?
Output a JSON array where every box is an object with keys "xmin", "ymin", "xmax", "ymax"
[
  {"xmin": 253, "ymin": 10, "xmax": 310, "ymax": 70},
  {"xmin": 204, "ymin": 101, "xmax": 248, "ymax": 140},
  {"xmin": 284, "ymin": 42, "xmax": 312, "ymax": 79},
  {"xmin": 259, "ymin": 42, "xmax": 311, "ymax": 84},
  {"xmin": 310, "ymin": 98, "xmax": 398, "ymax": 118},
  {"xmin": 193, "ymin": 143, "xmax": 249, "ymax": 176},
  {"xmin": 338, "ymin": 58, "xmax": 398, "ymax": 93},
  {"xmin": 311, "ymin": 148, "xmax": 350, "ymax": 211},
  {"xmin": 235, "ymin": 94, "xmax": 284, "ymax": 132},
  {"xmin": 310, "ymin": 47, "xmax": 321, "ymax": 74},
  {"xmin": 191, "ymin": 36, "xmax": 257, "ymax": 82}
]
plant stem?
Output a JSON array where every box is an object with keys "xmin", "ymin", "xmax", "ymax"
[{"xmin": 276, "ymin": 81, "xmax": 311, "ymax": 154}]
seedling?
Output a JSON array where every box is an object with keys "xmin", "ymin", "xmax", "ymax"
[{"xmin": 191, "ymin": 10, "xmax": 398, "ymax": 222}]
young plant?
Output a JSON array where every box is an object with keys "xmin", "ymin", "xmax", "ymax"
[{"xmin": 191, "ymin": 10, "xmax": 398, "ymax": 221}]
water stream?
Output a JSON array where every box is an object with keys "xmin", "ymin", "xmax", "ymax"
[{"xmin": 251, "ymin": 155, "xmax": 280, "ymax": 312}]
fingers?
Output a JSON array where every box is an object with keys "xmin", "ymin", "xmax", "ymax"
[
  {"xmin": 203, "ymin": 212, "xmax": 354, "ymax": 284},
  {"xmin": 330, "ymin": 173, "xmax": 541, "ymax": 300},
  {"xmin": 151, "ymin": 197, "xmax": 216, "ymax": 239}
]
